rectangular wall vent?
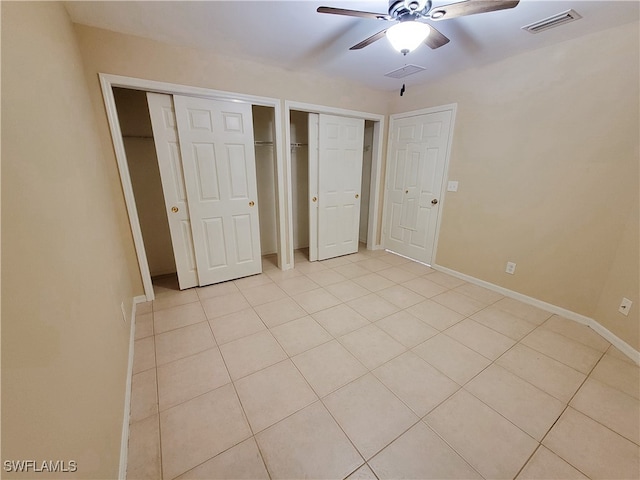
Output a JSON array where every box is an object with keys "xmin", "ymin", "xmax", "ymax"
[
  {"xmin": 522, "ymin": 9, "xmax": 582, "ymax": 34},
  {"xmin": 385, "ymin": 64, "xmax": 426, "ymax": 79}
]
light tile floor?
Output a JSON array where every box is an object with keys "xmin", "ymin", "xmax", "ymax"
[{"xmin": 127, "ymin": 247, "xmax": 640, "ymax": 480}]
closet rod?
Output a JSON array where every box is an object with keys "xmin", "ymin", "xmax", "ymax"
[
  {"xmin": 122, "ymin": 135, "xmax": 154, "ymax": 139},
  {"xmin": 254, "ymin": 141, "xmax": 274, "ymax": 146},
  {"xmin": 290, "ymin": 143, "xmax": 308, "ymax": 148}
]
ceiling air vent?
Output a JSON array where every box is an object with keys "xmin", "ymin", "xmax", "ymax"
[
  {"xmin": 385, "ymin": 64, "xmax": 426, "ymax": 79},
  {"xmin": 522, "ymin": 9, "xmax": 582, "ymax": 34}
]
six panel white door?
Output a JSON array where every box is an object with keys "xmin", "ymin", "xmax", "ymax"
[
  {"xmin": 173, "ymin": 95, "xmax": 262, "ymax": 286},
  {"xmin": 316, "ymin": 114, "xmax": 365, "ymax": 260},
  {"xmin": 384, "ymin": 110, "xmax": 453, "ymax": 264},
  {"xmin": 146, "ymin": 92, "xmax": 199, "ymax": 290}
]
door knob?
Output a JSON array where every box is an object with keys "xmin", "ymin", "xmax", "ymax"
[
  {"xmin": 249, "ymin": 201, "xmax": 255, "ymax": 207},
  {"xmin": 312, "ymin": 196, "xmax": 317, "ymax": 202},
  {"xmin": 431, "ymin": 199, "xmax": 438, "ymax": 205},
  {"xmin": 355, "ymin": 194, "xmax": 359, "ymax": 199},
  {"xmin": 405, "ymin": 190, "xmax": 409, "ymax": 194},
  {"xmin": 171, "ymin": 206, "xmax": 179, "ymax": 213}
]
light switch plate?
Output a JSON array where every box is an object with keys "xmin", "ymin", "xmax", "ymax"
[{"xmin": 447, "ymin": 181, "xmax": 459, "ymax": 192}]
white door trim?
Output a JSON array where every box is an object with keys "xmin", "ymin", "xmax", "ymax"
[
  {"xmin": 382, "ymin": 103, "xmax": 457, "ymax": 265},
  {"xmin": 308, "ymin": 113, "xmax": 319, "ymax": 262},
  {"xmin": 284, "ymin": 101, "xmax": 385, "ymax": 267},
  {"xmin": 99, "ymin": 73, "xmax": 285, "ymax": 300}
]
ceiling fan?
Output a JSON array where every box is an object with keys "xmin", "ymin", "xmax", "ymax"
[{"xmin": 317, "ymin": 0, "xmax": 519, "ymax": 55}]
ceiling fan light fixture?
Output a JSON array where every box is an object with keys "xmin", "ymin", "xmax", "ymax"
[{"xmin": 386, "ymin": 21, "xmax": 431, "ymax": 55}]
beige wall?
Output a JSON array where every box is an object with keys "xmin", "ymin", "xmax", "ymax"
[
  {"xmin": 593, "ymin": 198, "xmax": 639, "ymax": 349},
  {"xmin": 1, "ymin": 2, "xmax": 141, "ymax": 478},
  {"xmin": 73, "ymin": 24, "xmax": 388, "ymax": 115},
  {"xmin": 387, "ymin": 21, "xmax": 639, "ymax": 349}
]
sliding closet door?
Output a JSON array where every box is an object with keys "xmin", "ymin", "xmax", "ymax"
[
  {"xmin": 147, "ymin": 92, "xmax": 198, "ymax": 289},
  {"xmin": 173, "ymin": 95, "xmax": 262, "ymax": 286},
  {"xmin": 311, "ymin": 113, "xmax": 365, "ymax": 261}
]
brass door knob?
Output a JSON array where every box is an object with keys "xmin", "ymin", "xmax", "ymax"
[
  {"xmin": 312, "ymin": 197, "xmax": 317, "ymax": 202},
  {"xmin": 249, "ymin": 201, "xmax": 255, "ymax": 207},
  {"xmin": 171, "ymin": 206, "xmax": 179, "ymax": 213},
  {"xmin": 355, "ymin": 194, "xmax": 359, "ymax": 199},
  {"xmin": 431, "ymin": 199, "xmax": 438, "ymax": 205},
  {"xmin": 405, "ymin": 190, "xmax": 409, "ymax": 194}
]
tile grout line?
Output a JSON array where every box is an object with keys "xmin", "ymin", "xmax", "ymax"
[
  {"xmin": 511, "ymin": 348, "xmax": 610, "ymax": 480},
  {"xmin": 301, "ymin": 259, "xmax": 487, "ymax": 477},
  {"xmin": 135, "ymin": 250, "xmax": 637, "ymax": 479},
  {"xmin": 265, "ymin": 254, "xmax": 428, "ymax": 477},
  {"xmin": 151, "ymin": 309, "xmax": 164, "ymax": 480},
  {"xmin": 203, "ymin": 303, "xmax": 273, "ymax": 480}
]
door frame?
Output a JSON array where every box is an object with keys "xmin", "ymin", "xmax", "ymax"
[
  {"xmin": 382, "ymin": 104, "xmax": 457, "ymax": 266},
  {"xmin": 284, "ymin": 101, "xmax": 386, "ymax": 267},
  {"xmin": 99, "ymin": 73, "xmax": 285, "ymax": 300}
]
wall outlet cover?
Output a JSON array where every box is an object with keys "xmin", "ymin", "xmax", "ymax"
[
  {"xmin": 447, "ymin": 181, "xmax": 459, "ymax": 192},
  {"xmin": 506, "ymin": 262, "xmax": 516, "ymax": 275},
  {"xmin": 618, "ymin": 297, "xmax": 632, "ymax": 316}
]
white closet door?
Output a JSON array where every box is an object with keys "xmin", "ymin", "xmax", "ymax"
[
  {"xmin": 146, "ymin": 92, "xmax": 198, "ymax": 290},
  {"xmin": 173, "ymin": 95, "xmax": 262, "ymax": 286},
  {"xmin": 315, "ymin": 114, "xmax": 365, "ymax": 261},
  {"xmin": 384, "ymin": 109, "xmax": 453, "ymax": 264}
]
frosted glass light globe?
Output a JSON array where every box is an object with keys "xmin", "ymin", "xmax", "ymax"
[{"xmin": 386, "ymin": 21, "xmax": 431, "ymax": 55}]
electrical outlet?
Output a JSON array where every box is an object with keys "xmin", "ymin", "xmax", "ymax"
[
  {"xmin": 120, "ymin": 301, "xmax": 128, "ymax": 324},
  {"xmin": 505, "ymin": 262, "xmax": 516, "ymax": 275},
  {"xmin": 447, "ymin": 181, "xmax": 459, "ymax": 192},
  {"xmin": 618, "ymin": 297, "xmax": 632, "ymax": 316}
]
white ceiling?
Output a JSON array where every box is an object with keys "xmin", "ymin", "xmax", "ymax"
[{"xmin": 65, "ymin": 0, "xmax": 639, "ymax": 91}]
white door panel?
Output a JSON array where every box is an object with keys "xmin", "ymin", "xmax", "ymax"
[
  {"xmin": 384, "ymin": 109, "xmax": 454, "ymax": 264},
  {"xmin": 316, "ymin": 114, "xmax": 364, "ymax": 260},
  {"xmin": 174, "ymin": 95, "xmax": 261, "ymax": 286},
  {"xmin": 146, "ymin": 92, "xmax": 198, "ymax": 290}
]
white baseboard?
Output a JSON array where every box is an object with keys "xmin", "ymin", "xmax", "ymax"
[
  {"xmin": 432, "ymin": 264, "xmax": 640, "ymax": 366},
  {"xmin": 119, "ymin": 295, "xmax": 147, "ymax": 479}
]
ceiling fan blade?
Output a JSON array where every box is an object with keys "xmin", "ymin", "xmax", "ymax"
[
  {"xmin": 317, "ymin": 6, "xmax": 390, "ymax": 21},
  {"xmin": 350, "ymin": 29, "xmax": 388, "ymax": 50},
  {"xmin": 424, "ymin": 24, "xmax": 450, "ymax": 49},
  {"xmin": 429, "ymin": 0, "xmax": 519, "ymax": 21}
]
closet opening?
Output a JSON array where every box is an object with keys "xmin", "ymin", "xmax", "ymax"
[
  {"xmin": 112, "ymin": 87, "xmax": 279, "ymax": 296},
  {"xmin": 290, "ymin": 110, "xmax": 311, "ymax": 259},
  {"xmin": 113, "ymin": 88, "xmax": 177, "ymax": 294},
  {"xmin": 252, "ymin": 105, "xmax": 279, "ymax": 271},
  {"xmin": 289, "ymin": 109, "xmax": 376, "ymax": 263}
]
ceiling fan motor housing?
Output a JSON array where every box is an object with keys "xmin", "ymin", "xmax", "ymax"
[{"xmin": 389, "ymin": 0, "xmax": 431, "ymax": 19}]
